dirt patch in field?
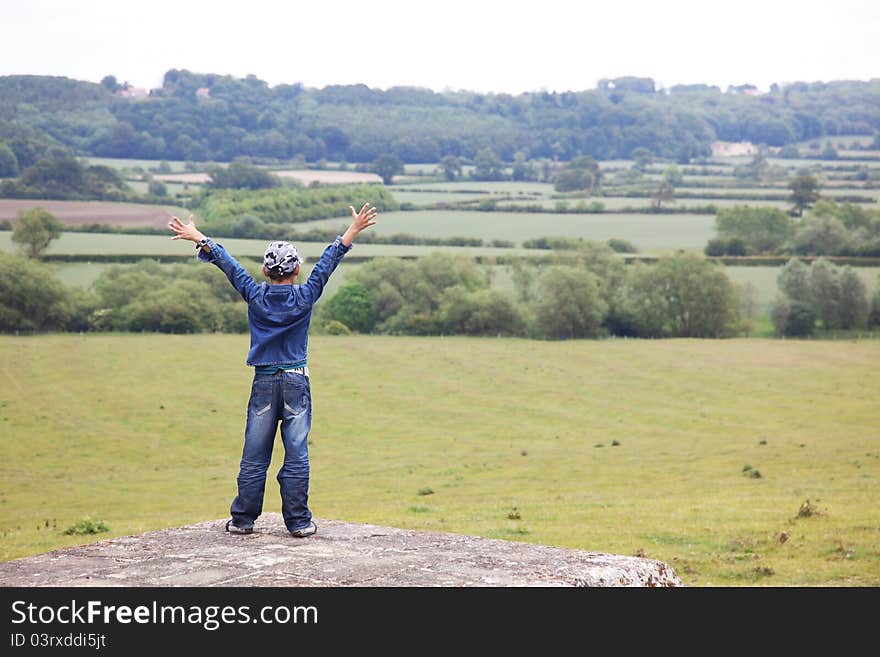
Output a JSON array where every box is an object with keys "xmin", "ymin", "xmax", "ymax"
[{"xmin": 0, "ymin": 200, "xmax": 180, "ymax": 229}]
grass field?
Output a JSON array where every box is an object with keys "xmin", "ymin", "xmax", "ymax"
[
  {"xmin": 498, "ymin": 197, "xmax": 791, "ymax": 210},
  {"xmin": 297, "ymin": 210, "xmax": 717, "ymax": 252},
  {"xmin": 0, "ymin": 334, "xmax": 878, "ymax": 586},
  {"xmin": 0, "ymin": 232, "xmax": 539, "ymax": 260},
  {"xmin": 80, "ymin": 157, "xmax": 190, "ymax": 172}
]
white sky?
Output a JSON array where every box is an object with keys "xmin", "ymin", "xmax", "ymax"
[{"xmin": 1, "ymin": 0, "xmax": 877, "ymax": 94}]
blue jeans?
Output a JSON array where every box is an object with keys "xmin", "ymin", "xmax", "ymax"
[{"xmin": 229, "ymin": 371, "xmax": 313, "ymax": 532}]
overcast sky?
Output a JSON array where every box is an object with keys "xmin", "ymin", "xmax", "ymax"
[{"xmin": 2, "ymin": 0, "xmax": 877, "ymax": 94}]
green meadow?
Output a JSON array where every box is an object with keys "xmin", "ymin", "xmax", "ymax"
[
  {"xmin": 1, "ymin": 334, "xmax": 878, "ymax": 586},
  {"xmin": 297, "ymin": 209, "xmax": 717, "ymax": 252},
  {"xmin": 0, "ymin": 232, "xmax": 538, "ymax": 260}
]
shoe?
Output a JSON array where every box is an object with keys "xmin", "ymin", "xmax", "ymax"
[
  {"xmin": 289, "ymin": 521, "xmax": 317, "ymax": 537},
  {"xmin": 225, "ymin": 519, "xmax": 253, "ymax": 535}
]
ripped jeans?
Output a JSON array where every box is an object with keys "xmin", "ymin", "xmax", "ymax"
[{"xmin": 229, "ymin": 371, "xmax": 313, "ymax": 533}]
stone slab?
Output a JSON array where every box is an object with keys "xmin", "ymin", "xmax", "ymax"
[{"xmin": 0, "ymin": 514, "xmax": 682, "ymax": 587}]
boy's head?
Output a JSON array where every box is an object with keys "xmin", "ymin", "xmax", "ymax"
[{"xmin": 262, "ymin": 241, "xmax": 303, "ymax": 281}]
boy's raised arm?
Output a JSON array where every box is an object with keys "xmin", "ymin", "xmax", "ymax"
[
  {"xmin": 168, "ymin": 214, "xmax": 259, "ymax": 302},
  {"xmin": 168, "ymin": 214, "xmax": 209, "ymax": 251},
  {"xmin": 341, "ymin": 203, "xmax": 378, "ymax": 246}
]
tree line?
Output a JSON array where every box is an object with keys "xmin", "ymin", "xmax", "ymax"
[
  {"xmin": 3, "ymin": 244, "xmax": 878, "ymax": 338},
  {"xmin": 771, "ymin": 258, "xmax": 880, "ymax": 335},
  {"xmin": 706, "ymin": 198, "xmax": 880, "ymax": 257},
  {"xmin": 1, "ymin": 72, "xmax": 878, "ymax": 167}
]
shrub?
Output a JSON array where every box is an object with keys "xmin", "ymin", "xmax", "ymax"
[
  {"xmin": 323, "ymin": 319, "xmax": 352, "ymax": 335},
  {"xmin": 0, "ymin": 253, "xmax": 82, "ymax": 331},
  {"xmin": 607, "ymin": 238, "xmax": 638, "ymax": 254},
  {"xmin": 770, "ymin": 297, "xmax": 816, "ymax": 337},
  {"xmin": 532, "ymin": 267, "xmax": 607, "ymax": 339},
  {"xmin": 617, "ymin": 255, "xmax": 742, "ymax": 338},
  {"xmin": 321, "ymin": 280, "xmax": 377, "ymax": 333},
  {"xmin": 63, "ymin": 518, "xmax": 109, "ymax": 535}
]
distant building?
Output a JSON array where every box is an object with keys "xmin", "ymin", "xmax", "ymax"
[
  {"xmin": 710, "ymin": 141, "xmax": 758, "ymax": 157},
  {"xmin": 726, "ymin": 84, "xmax": 762, "ymax": 95},
  {"xmin": 115, "ymin": 85, "xmax": 148, "ymax": 98},
  {"xmin": 195, "ymin": 87, "xmax": 211, "ymax": 99}
]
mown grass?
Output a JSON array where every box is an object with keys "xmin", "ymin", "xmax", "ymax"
[
  {"xmin": 297, "ymin": 209, "xmax": 717, "ymax": 252},
  {"xmin": 0, "ymin": 334, "xmax": 878, "ymax": 586},
  {"xmin": 0, "ymin": 232, "xmax": 538, "ymax": 260}
]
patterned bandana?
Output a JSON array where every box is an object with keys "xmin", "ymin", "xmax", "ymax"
[{"xmin": 263, "ymin": 241, "xmax": 303, "ymax": 276}]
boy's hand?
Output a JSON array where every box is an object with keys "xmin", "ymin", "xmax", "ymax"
[
  {"xmin": 341, "ymin": 202, "xmax": 378, "ymax": 246},
  {"xmin": 168, "ymin": 214, "xmax": 206, "ymax": 244}
]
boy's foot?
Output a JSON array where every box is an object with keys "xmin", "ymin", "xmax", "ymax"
[
  {"xmin": 225, "ymin": 519, "xmax": 253, "ymax": 535},
  {"xmin": 289, "ymin": 521, "xmax": 317, "ymax": 538}
]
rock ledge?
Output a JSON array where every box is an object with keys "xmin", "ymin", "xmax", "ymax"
[{"xmin": 0, "ymin": 514, "xmax": 682, "ymax": 587}]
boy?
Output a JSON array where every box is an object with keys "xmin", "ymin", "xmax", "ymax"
[{"xmin": 167, "ymin": 203, "xmax": 377, "ymax": 537}]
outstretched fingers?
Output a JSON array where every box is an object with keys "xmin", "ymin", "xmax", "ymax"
[{"xmin": 167, "ymin": 214, "xmax": 195, "ymax": 240}]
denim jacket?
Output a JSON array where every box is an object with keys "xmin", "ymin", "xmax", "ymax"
[{"xmin": 198, "ymin": 236, "xmax": 352, "ymax": 366}]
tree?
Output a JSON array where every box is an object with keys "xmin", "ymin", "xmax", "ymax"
[
  {"xmin": 788, "ymin": 174, "xmax": 821, "ymax": 216},
  {"xmin": 734, "ymin": 152, "xmax": 769, "ymax": 182},
  {"xmin": 770, "ymin": 297, "xmax": 816, "ymax": 337},
  {"xmin": 207, "ymin": 162, "xmax": 280, "ymax": 190},
  {"xmin": 836, "ymin": 267, "xmax": 869, "ymax": 329},
  {"xmin": 11, "ymin": 208, "xmax": 63, "ymax": 258},
  {"xmin": 472, "ymin": 148, "xmax": 505, "ymax": 181},
  {"xmin": 715, "ymin": 206, "xmax": 794, "ymax": 254},
  {"xmin": 553, "ymin": 168, "xmax": 594, "ymax": 193},
  {"xmin": 777, "ymin": 258, "xmax": 812, "ymax": 304},
  {"xmin": 0, "ymin": 253, "xmax": 79, "ymax": 331},
  {"xmin": 788, "ymin": 214, "xmax": 850, "ymax": 255},
  {"xmin": 631, "ymin": 147, "xmax": 654, "ymax": 171},
  {"xmin": 662, "ymin": 165, "xmax": 683, "ymax": 186},
  {"xmin": 511, "ymin": 152, "xmax": 535, "ymax": 181},
  {"xmin": 100, "ymin": 75, "xmax": 120, "ymax": 92},
  {"xmin": 532, "ymin": 267, "xmax": 607, "ymax": 339},
  {"xmin": 651, "ymin": 181, "xmax": 675, "ymax": 210},
  {"xmin": 321, "ymin": 280, "xmax": 377, "ymax": 333},
  {"xmin": 0, "ymin": 142, "xmax": 19, "ymax": 177},
  {"xmin": 372, "ymin": 153, "xmax": 404, "ymax": 185},
  {"xmin": 820, "ymin": 143, "xmax": 839, "ymax": 160},
  {"xmin": 437, "ymin": 286, "xmax": 526, "ymax": 336},
  {"xmin": 869, "ymin": 280, "xmax": 880, "ymax": 328},
  {"xmin": 619, "ymin": 255, "xmax": 741, "ymax": 338},
  {"xmin": 552, "ymin": 156, "xmax": 600, "ymax": 192},
  {"xmin": 147, "ymin": 179, "xmax": 168, "ymax": 196},
  {"xmin": 439, "ymin": 155, "xmax": 461, "ymax": 181},
  {"xmin": 809, "ymin": 258, "xmax": 840, "ymax": 329}
]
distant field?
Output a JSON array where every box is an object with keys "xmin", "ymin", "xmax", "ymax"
[
  {"xmin": 125, "ymin": 180, "xmax": 191, "ymax": 196},
  {"xmin": 0, "ymin": 200, "xmax": 186, "ymax": 228},
  {"xmin": 1, "ymin": 334, "xmax": 878, "ymax": 586},
  {"xmin": 153, "ymin": 169, "xmax": 384, "ymax": 186},
  {"xmin": 391, "ymin": 190, "xmax": 492, "ymax": 206},
  {"xmin": 395, "ymin": 181, "xmax": 554, "ymax": 196},
  {"xmin": 273, "ymin": 169, "xmax": 383, "ymax": 185},
  {"xmin": 297, "ymin": 210, "xmax": 717, "ymax": 252},
  {"xmin": 153, "ymin": 172, "xmax": 211, "ymax": 184},
  {"xmin": 499, "ymin": 197, "xmax": 790, "ymax": 210},
  {"xmin": 0, "ymin": 232, "xmax": 539, "ymax": 260},
  {"xmin": 80, "ymin": 157, "xmax": 190, "ymax": 172}
]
